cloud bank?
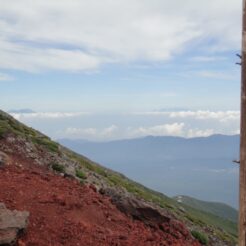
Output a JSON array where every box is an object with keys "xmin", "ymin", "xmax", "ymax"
[
  {"xmin": 136, "ymin": 110, "xmax": 240, "ymax": 122},
  {"xmin": 11, "ymin": 112, "xmax": 90, "ymax": 120},
  {"xmin": 9, "ymin": 110, "xmax": 240, "ymax": 140},
  {"xmin": 63, "ymin": 123, "xmax": 218, "ymax": 140},
  {"xmin": 0, "ymin": 0, "xmax": 241, "ymax": 72},
  {"xmin": 130, "ymin": 123, "xmax": 185, "ymax": 137},
  {"xmin": 65, "ymin": 125, "xmax": 119, "ymax": 139}
]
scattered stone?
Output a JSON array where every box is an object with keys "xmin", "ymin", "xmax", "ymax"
[
  {"xmin": 0, "ymin": 151, "xmax": 8, "ymax": 167},
  {"xmin": 6, "ymin": 136, "xmax": 16, "ymax": 143},
  {"xmin": 63, "ymin": 173, "xmax": 75, "ymax": 179},
  {"xmin": 0, "ymin": 203, "xmax": 29, "ymax": 245}
]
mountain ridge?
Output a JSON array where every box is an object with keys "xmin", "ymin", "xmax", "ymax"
[{"xmin": 58, "ymin": 134, "xmax": 239, "ymax": 144}]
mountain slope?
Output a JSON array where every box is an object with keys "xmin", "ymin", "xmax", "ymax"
[
  {"xmin": 174, "ymin": 196, "xmax": 238, "ymax": 223},
  {"xmin": 0, "ymin": 110, "xmax": 238, "ymax": 245},
  {"xmin": 0, "ymin": 161, "xmax": 199, "ymax": 246},
  {"xmin": 59, "ymin": 135, "xmax": 239, "ymax": 208}
]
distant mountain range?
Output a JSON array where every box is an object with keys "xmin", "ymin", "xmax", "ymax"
[
  {"xmin": 8, "ymin": 109, "xmax": 35, "ymax": 114},
  {"xmin": 59, "ymin": 135, "xmax": 240, "ymax": 208}
]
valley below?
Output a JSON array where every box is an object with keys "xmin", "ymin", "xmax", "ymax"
[{"xmin": 59, "ymin": 135, "xmax": 239, "ymax": 208}]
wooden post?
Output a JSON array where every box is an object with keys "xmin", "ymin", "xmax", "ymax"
[{"xmin": 239, "ymin": 0, "xmax": 246, "ymax": 245}]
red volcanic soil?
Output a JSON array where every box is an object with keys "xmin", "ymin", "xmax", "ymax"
[{"xmin": 0, "ymin": 156, "xmax": 200, "ymax": 246}]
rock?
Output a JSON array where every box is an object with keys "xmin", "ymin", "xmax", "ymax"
[
  {"xmin": 6, "ymin": 136, "xmax": 16, "ymax": 143},
  {"xmin": 100, "ymin": 188, "xmax": 170, "ymax": 227},
  {"xmin": 100, "ymin": 188, "xmax": 196, "ymax": 243},
  {"xmin": 63, "ymin": 173, "xmax": 75, "ymax": 180},
  {"xmin": 178, "ymin": 206, "xmax": 186, "ymax": 213},
  {"xmin": 0, "ymin": 151, "xmax": 8, "ymax": 167},
  {"xmin": 0, "ymin": 203, "xmax": 29, "ymax": 245}
]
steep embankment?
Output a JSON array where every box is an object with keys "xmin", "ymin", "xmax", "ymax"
[{"xmin": 0, "ymin": 110, "xmax": 238, "ymax": 245}]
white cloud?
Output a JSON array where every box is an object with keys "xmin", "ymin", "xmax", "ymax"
[
  {"xmin": 66, "ymin": 127, "xmax": 97, "ymax": 137},
  {"xmin": 65, "ymin": 125, "xmax": 119, "ymax": 139},
  {"xmin": 187, "ymin": 128, "xmax": 215, "ymax": 138},
  {"xmin": 131, "ymin": 123, "xmax": 185, "ymax": 137},
  {"xmin": 0, "ymin": 40, "xmax": 104, "ymax": 72},
  {"xmin": 194, "ymin": 71, "xmax": 237, "ymax": 80},
  {"xmin": 12, "ymin": 110, "xmax": 240, "ymax": 125},
  {"xmin": 129, "ymin": 124, "xmax": 217, "ymax": 139},
  {"xmin": 233, "ymin": 129, "xmax": 240, "ymax": 135},
  {"xmin": 9, "ymin": 110, "xmax": 240, "ymax": 140},
  {"xmin": 189, "ymin": 56, "xmax": 227, "ymax": 62},
  {"xmin": 10, "ymin": 112, "xmax": 89, "ymax": 120},
  {"xmin": 169, "ymin": 110, "xmax": 240, "ymax": 122},
  {"xmin": 0, "ymin": 0, "xmax": 241, "ymax": 72},
  {"xmin": 64, "ymin": 123, "xmax": 185, "ymax": 140},
  {"xmin": 135, "ymin": 110, "xmax": 240, "ymax": 123},
  {"xmin": 101, "ymin": 125, "xmax": 119, "ymax": 137},
  {"xmin": 63, "ymin": 123, "xmax": 222, "ymax": 140}
]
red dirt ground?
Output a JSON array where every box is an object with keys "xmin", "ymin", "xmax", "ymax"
[{"xmin": 0, "ymin": 155, "xmax": 200, "ymax": 246}]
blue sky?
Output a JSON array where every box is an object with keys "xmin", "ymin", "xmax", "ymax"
[{"xmin": 0, "ymin": 0, "xmax": 242, "ymax": 140}]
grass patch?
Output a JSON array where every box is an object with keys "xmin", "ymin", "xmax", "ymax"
[
  {"xmin": 51, "ymin": 163, "xmax": 65, "ymax": 173},
  {"xmin": 32, "ymin": 137, "xmax": 59, "ymax": 153},
  {"xmin": 76, "ymin": 169, "xmax": 87, "ymax": 179},
  {"xmin": 184, "ymin": 205, "xmax": 237, "ymax": 237},
  {"xmin": 191, "ymin": 230, "xmax": 209, "ymax": 245},
  {"xmin": 0, "ymin": 111, "xmax": 59, "ymax": 153}
]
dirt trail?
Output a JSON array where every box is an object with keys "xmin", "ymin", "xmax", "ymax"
[{"xmin": 0, "ymin": 155, "xmax": 200, "ymax": 246}]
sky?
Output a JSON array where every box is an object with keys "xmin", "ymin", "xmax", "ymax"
[{"xmin": 0, "ymin": 0, "xmax": 242, "ymax": 141}]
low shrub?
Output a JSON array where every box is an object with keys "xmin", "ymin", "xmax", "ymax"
[
  {"xmin": 51, "ymin": 163, "xmax": 65, "ymax": 173},
  {"xmin": 76, "ymin": 169, "xmax": 87, "ymax": 179},
  {"xmin": 191, "ymin": 230, "xmax": 209, "ymax": 245}
]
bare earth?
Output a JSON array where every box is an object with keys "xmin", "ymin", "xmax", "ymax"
[{"xmin": 0, "ymin": 154, "xmax": 200, "ymax": 246}]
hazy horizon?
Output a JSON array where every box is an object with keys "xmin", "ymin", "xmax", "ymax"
[{"xmin": 5, "ymin": 108, "xmax": 240, "ymax": 142}]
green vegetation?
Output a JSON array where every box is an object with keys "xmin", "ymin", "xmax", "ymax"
[
  {"xmin": 76, "ymin": 169, "xmax": 87, "ymax": 179},
  {"xmin": 0, "ymin": 111, "xmax": 36, "ymax": 138},
  {"xmin": 184, "ymin": 204, "xmax": 237, "ymax": 238},
  {"xmin": 174, "ymin": 195, "xmax": 238, "ymax": 223},
  {"xmin": 0, "ymin": 113, "xmax": 24, "ymax": 138},
  {"xmin": 51, "ymin": 163, "xmax": 65, "ymax": 173},
  {"xmin": 191, "ymin": 230, "xmax": 208, "ymax": 245},
  {"xmin": 0, "ymin": 110, "xmax": 59, "ymax": 153},
  {"xmin": 32, "ymin": 137, "xmax": 59, "ymax": 153}
]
